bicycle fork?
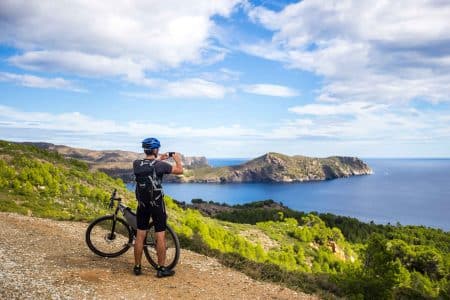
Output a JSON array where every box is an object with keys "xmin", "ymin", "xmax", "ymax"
[{"xmin": 108, "ymin": 207, "xmax": 121, "ymax": 240}]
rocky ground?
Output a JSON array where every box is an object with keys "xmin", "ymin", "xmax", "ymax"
[{"xmin": 0, "ymin": 212, "xmax": 317, "ymax": 299}]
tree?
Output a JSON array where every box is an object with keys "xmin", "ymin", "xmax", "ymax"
[
  {"xmin": 412, "ymin": 248, "xmax": 444, "ymax": 280},
  {"xmin": 361, "ymin": 234, "xmax": 411, "ymax": 299}
]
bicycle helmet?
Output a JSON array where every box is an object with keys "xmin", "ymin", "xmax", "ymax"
[{"xmin": 142, "ymin": 137, "xmax": 161, "ymax": 150}]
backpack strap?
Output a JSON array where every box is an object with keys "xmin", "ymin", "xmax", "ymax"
[
  {"xmin": 135, "ymin": 159, "xmax": 163, "ymax": 205},
  {"xmin": 146, "ymin": 160, "xmax": 162, "ymax": 194}
]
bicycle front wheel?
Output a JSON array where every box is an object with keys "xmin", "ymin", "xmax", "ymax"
[
  {"xmin": 85, "ymin": 215, "xmax": 132, "ymax": 257},
  {"xmin": 143, "ymin": 224, "xmax": 180, "ymax": 269}
]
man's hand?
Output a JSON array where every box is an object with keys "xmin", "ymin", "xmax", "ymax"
[{"xmin": 158, "ymin": 153, "xmax": 170, "ymax": 160}]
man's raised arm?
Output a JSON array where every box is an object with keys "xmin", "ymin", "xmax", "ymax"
[{"xmin": 171, "ymin": 153, "xmax": 183, "ymax": 174}]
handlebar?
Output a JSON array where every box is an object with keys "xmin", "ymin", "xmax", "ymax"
[{"xmin": 108, "ymin": 189, "xmax": 121, "ymax": 209}]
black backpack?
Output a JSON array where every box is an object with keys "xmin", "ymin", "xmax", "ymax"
[{"xmin": 133, "ymin": 159, "xmax": 163, "ymax": 207}]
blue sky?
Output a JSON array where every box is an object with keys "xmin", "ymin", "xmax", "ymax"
[{"xmin": 1, "ymin": 0, "xmax": 449, "ymax": 157}]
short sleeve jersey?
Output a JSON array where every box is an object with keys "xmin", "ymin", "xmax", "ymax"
[{"xmin": 155, "ymin": 160, "xmax": 173, "ymax": 180}]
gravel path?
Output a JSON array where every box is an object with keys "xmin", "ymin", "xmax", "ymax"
[{"xmin": 0, "ymin": 212, "xmax": 317, "ymax": 299}]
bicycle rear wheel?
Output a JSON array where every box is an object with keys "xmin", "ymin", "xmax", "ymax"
[
  {"xmin": 85, "ymin": 215, "xmax": 132, "ymax": 257},
  {"xmin": 143, "ymin": 224, "xmax": 180, "ymax": 269}
]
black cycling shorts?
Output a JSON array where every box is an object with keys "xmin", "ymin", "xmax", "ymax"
[{"xmin": 136, "ymin": 198, "xmax": 167, "ymax": 232}]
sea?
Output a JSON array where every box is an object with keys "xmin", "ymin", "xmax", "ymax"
[{"xmin": 129, "ymin": 159, "xmax": 450, "ymax": 230}]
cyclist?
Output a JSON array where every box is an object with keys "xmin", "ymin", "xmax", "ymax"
[{"xmin": 132, "ymin": 137, "xmax": 183, "ymax": 277}]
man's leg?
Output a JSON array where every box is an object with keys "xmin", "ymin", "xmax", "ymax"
[
  {"xmin": 153, "ymin": 200, "xmax": 174, "ymax": 277},
  {"xmin": 134, "ymin": 229, "xmax": 147, "ymax": 266},
  {"xmin": 154, "ymin": 230, "xmax": 174, "ymax": 277},
  {"xmin": 155, "ymin": 231, "xmax": 166, "ymax": 266}
]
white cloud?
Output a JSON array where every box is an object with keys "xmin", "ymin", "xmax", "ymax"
[
  {"xmin": 0, "ymin": 105, "xmax": 256, "ymax": 138},
  {"xmin": 1, "ymin": 103, "xmax": 449, "ymax": 144},
  {"xmin": 244, "ymin": 0, "xmax": 450, "ymax": 103},
  {"xmin": 162, "ymin": 78, "xmax": 229, "ymax": 99},
  {"xmin": 0, "ymin": 104, "xmax": 449, "ymax": 156},
  {"xmin": 122, "ymin": 80, "xmax": 299, "ymax": 100},
  {"xmin": 121, "ymin": 78, "xmax": 230, "ymax": 99},
  {"xmin": 242, "ymin": 84, "xmax": 299, "ymax": 97},
  {"xmin": 0, "ymin": 0, "xmax": 242, "ymax": 80},
  {"xmin": 199, "ymin": 68, "xmax": 242, "ymax": 82},
  {"xmin": 289, "ymin": 102, "xmax": 386, "ymax": 116},
  {"xmin": 0, "ymin": 71, "xmax": 85, "ymax": 92},
  {"xmin": 0, "ymin": 105, "xmax": 121, "ymax": 134},
  {"xmin": 8, "ymin": 51, "xmax": 145, "ymax": 80},
  {"xmin": 283, "ymin": 101, "xmax": 450, "ymax": 142}
]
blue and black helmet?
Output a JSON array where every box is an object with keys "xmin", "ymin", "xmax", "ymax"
[{"xmin": 142, "ymin": 137, "xmax": 161, "ymax": 150}]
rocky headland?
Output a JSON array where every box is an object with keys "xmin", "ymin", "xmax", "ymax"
[{"xmin": 170, "ymin": 152, "xmax": 372, "ymax": 183}]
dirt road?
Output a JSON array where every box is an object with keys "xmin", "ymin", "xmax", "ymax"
[{"xmin": 0, "ymin": 213, "xmax": 317, "ymax": 299}]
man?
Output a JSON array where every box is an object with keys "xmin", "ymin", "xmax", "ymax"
[{"xmin": 132, "ymin": 137, "xmax": 183, "ymax": 277}]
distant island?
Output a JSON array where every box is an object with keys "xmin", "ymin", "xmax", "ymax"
[{"xmin": 23, "ymin": 142, "xmax": 372, "ymax": 183}]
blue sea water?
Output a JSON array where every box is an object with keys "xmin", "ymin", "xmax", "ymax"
[
  {"xmin": 130, "ymin": 159, "xmax": 450, "ymax": 230},
  {"xmin": 207, "ymin": 158, "xmax": 249, "ymax": 167}
]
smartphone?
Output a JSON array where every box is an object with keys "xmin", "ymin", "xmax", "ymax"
[{"xmin": 168, "ymin": 152, "xmax": 175, "ymax": 157}]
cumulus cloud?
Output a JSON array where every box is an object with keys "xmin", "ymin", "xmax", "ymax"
[
  {"xmin": 0, "ymin": 72, "xmax": 85, "ymax": 92},
  {"xmin": 242, "ymin": 84, "xmax": 299, "ymax": 97},
  {"xmin": 0, "ymin": 0, "xmax": 241, "ymax": 81},
  {"xmin": 244, "ymin": 0, "xmax": 450, "ymax": 103}
]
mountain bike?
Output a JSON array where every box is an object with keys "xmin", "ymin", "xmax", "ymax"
[{"xmin": 85, "ymin": 189, "xmax": 180, "ymax": 270}]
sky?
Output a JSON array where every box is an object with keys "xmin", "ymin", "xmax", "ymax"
[{"xmin": 0, "ymin": 0, "xmax": 450, "ymax": 158}]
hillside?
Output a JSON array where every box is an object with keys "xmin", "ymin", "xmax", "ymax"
[
  {"xmin": 174, "ymin": 152, "xmax": 372, "ymax": 183},
  {"xmin": 0, "ymin": 141, "xmax": 131, "ymax": 220},
  {"xmin": 0, "ymin": 212, "xmax": 314, "ymax": 299},
  {"xmin": 1, "ymin": 140, "xmax": 449, "ymax": 299},
  {"xmin": 0, "ymin": 140, "xmax": 353, "ymax": 296},
  {"xmin": 22, "ymin": 141, "xmax": 209, "ymax": 182}
]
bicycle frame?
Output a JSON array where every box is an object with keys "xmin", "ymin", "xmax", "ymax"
[
  {"xmin": 108, "ymin": 190, "xmax": 151, "ymax": 245},
  {"xmin": 86, "ymin": 188, "xmax": 180, "ymax": 269}
]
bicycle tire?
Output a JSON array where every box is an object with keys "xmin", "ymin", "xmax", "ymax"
[
  {"xmin": 143, "ymin": 223, "xmax": 180, "ymax": 269},
  {"xmin": 85, "ymin": 215, "xmax": 132, "ymax": 257}
]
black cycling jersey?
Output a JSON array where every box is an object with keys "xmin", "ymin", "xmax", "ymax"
[{"xmin": 133, "ymin": 159, "xmax": 172, "ymax": 231}]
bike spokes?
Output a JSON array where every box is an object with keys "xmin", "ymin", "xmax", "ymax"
[
  {"xmin": 144, "ymin": 226, "xmax": 180, "ymax": 269},
  {"xmin": 86, "ymin": 217, "xmax": 131, "ymax": 257}
]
